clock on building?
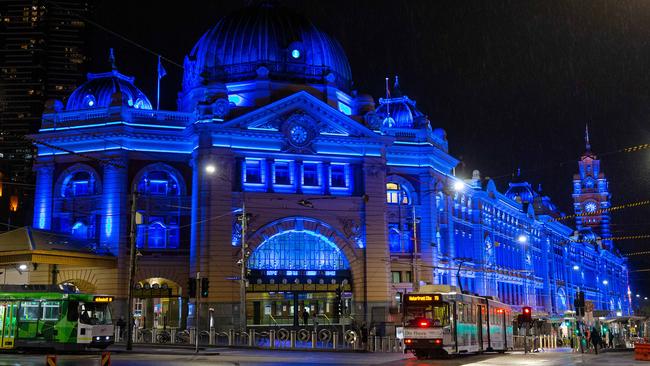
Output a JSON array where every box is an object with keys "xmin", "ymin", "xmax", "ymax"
[
  {"xmin": 290, "ymin": 125, "xmax": 309, "ymax": 145},
  {"xmin": 584, "ymin": 201, "xmax": 597, "ymax": 213}
]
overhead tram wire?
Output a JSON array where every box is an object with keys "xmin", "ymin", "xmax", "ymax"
[{"xmin": 48, "ymin": 1, "xmax": 183, "ymax": 70}]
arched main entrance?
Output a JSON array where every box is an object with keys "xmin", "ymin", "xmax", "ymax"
[
  {"xmin": 132, "ymin": 278, "xmax": 183, "ymax": 329},
  {"xmin": 246, "ymin": 218, "xmax": 355, "ymax": 326}
]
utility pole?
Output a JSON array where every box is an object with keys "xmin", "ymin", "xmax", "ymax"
[
  {"xmin": 195, "ymin": 271, "xmax": 200, "ymax": 353},
  {"xmin": 239, "ymin": 201, "xmax": 247, "ymax": 330},
  {"xmin": 412, "ymin": 205, "xmax": 419, "ymax": 291},
  {"xmin": 126, "ymin": 190, "xmax": 138, "ymax": 351}
]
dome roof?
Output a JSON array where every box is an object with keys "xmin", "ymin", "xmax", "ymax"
[
  {"xmin": 505, "ymin": 181, "xmax": 537, "ymax": 204},
  {"xmin": 376, "ymin": 96, "xmax": 426, "ymax": 128},
  {"xmin": 66, "ymin": 69, "xmax": 152, "ymax": 111},
  {"xmin": 182, "ymin": 3, "xmax": 352, "ymax": 91}
]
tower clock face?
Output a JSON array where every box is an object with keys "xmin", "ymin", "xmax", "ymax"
[
  {"xmin": 584, "ymin": 202, "xmax": 597, "ymax": 213},
  {"xmin": 290, "ymin": 125, "xmax": 309, "ymax": 145}
]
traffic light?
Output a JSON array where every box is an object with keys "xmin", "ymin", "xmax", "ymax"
[
  {"xmin": 574, "ymin": 291, "xmax": 585, "ymax": 317},
  {"xmin": 201, "ymin": 277, "xmax": 210, "ymax": 298},
  {"xmin": 521, "ymin": 306, "xmax": 532, "ymax": 323},
  {"xmin": 188, "ymin": 277, "xmax": 196, "ymax": 298}
]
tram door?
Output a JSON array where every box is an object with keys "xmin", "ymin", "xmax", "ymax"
[
  {"xmin": 476, "ymin": 305, "xmax": 483, "ymax": 351},
  {"xmin": 0, "ymin": 302, "xmax": 16, "ymax": 349}
]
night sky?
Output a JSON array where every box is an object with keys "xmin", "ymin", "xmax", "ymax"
[{"xmin": 90, "ymin": 1, "xmax": 650, "ymax": 290}]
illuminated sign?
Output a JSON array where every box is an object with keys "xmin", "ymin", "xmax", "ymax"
[
  {"xmin": 93, "ymin": 296, "xmax": 114, "ymax": 303},
  {"xmin": 406, "ymin": 294, "xmax": 441, "ymax": 302}
]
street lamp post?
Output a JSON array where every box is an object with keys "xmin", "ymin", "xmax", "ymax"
[
  {"xmin": 239, "ymin": 201, "xmax": 248, "ymax": 330},
  {"xmin": 126, "ymin": 189, "xmax": 139, "ymax": 351}
]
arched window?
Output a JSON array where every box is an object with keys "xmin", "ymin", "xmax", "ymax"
[
  {"xmin": 138, "ymin": 171, "xmax": 180, "ymax": 196},
  {"xmin": 71, "ymin": 221, "xmax": 88, "ymax": 239},
  {"xmin": 136, "ymin": 218, "xmax": 179, "ymax": 250},
  {"xmin": 248, "ymin": 230, "xmax": 349, "ymax": 270},
  {"xmin": 61, "ymin": 170, "xmax": 97, "ymax": 197},
  {"xmin": 386, "ymin": 182, "xmax": 410, "ymax": 204}
]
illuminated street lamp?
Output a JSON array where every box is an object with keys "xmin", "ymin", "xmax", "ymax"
[
  {"xmin": 573, "ymin": 265, "xmax": 580, "ymax": 271},
  {"xmin": 205, "ymin": 164, "xmax": 216, "ymax": 174},
  {"xmin": 517, "ymin": 234, "xmax": 528, "ymax": 244},
  {"xmin": 602, "ymin": 279, "xmax": 608, "ymax": 285},
  {"xmin": 453, "ymin": 180, "xmax": 465, "ymax": 192},
  {"xmin": 18, "ymin": 264, "xmax": 28, "ymax": 271}
]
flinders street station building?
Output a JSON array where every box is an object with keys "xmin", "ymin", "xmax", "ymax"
[{"xmin": 1, "ymin": 3, "xmax": 630, "ymax": 330}]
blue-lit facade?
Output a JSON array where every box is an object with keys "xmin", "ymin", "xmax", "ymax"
[{"xmin": 30, "ymin": 3, "xmax": 629, "ymax": 328}]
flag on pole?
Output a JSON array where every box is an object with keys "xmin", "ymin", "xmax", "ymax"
[
  {"xmin": 158, "ymin": 55, "xmax": 167, "ymax": 80},
  {"xmin": 156, "ymin": 55, "xmax": 166, "ymax": 110}
]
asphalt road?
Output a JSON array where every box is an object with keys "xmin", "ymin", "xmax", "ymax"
[{"xmin": 0, "ymin": 348, "xmax": 643, "ymax": 366}]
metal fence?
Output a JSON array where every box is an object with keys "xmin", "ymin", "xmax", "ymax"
[
  {"xmin": 114, "ymin": 326, "xmax": 404, "ymax": 352},
  {"xmin": 512, "ymin": 335, "xmax": 559, "ymax": 352}
]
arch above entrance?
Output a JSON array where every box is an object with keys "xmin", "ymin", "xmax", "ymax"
[{"xmin": 246, "ymin": 216, "xmax": 360, "ymax": 266}]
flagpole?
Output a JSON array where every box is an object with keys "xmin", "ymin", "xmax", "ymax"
[{"xmin": 156, "ymin": 55, "xmax": 161, "ymax": 110}]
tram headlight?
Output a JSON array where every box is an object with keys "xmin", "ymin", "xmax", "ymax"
[
  {"xmin": 95, "ymin": 336, "xmax": 100, "ymax": 341},
  {"xmin": 105, "ymin": 336, "xmax": 110, "ymax": 340}
]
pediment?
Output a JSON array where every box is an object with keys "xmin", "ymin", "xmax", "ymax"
[{"xmin": 221, "ymin": 91, "xmax": 378, "ymax": 139}]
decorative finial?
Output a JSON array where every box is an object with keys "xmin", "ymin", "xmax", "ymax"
[
  {"xmin": 517, "ymin": 167, "xmax": 521, "ymax": 177},
  {"xmin": 109, "ymin": 48, "xmax": 116, "ymax": 70},
  {"xmin": 537, "ymin": 183, "xmax": 543, "ymax": 193},
  {"xmin": 585, "ymin": 123, "xmax": 591, "ymax": 152},
  {"xmin": 385, "ymin": 77, "xmax": 391, "ymax": 116}
]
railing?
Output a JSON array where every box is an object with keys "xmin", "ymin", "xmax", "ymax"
[
  {"xmin": 114, "ymin": 326, "xmax": 404, "ymax": 352},
  {"xmin": 513, "ymin": 335, "xmax": 559, "ymax": 352}
]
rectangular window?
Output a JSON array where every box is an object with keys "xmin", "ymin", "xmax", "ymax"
[
  {"xmin": 72, "ymin": 180, "xmax": 89, "ymax": 196},
  {"xmin": 245, "ymin": 159, "xmax": 262, "ymax": 183},
  {"xmin": 274, "ymin": 161, "xmax": 291, "ymax": 185},
  {"xmin": 20, "ymin": 301, "xmax": 40, "ymax": 321},
  {"xmin": 391, "ymin": 271, "xmax": 401, "ymax": 283},
  {"xmin": 330, "ymin": 164, "xmax": 347, "ymax": 188},
  {"xmin": 404, "ymin": 271, "xmax": 412, "ymax": 283},
  {"xmin": 148, "ymin": 180, "xmax": 168, "ymax": 195},
  {"xmin": 302, "ymin": 163, "xmax": 319, "ymax": 186},
  {"xmin": 42, "ymin": 301, "xmax": 60, "ymax": 320}
]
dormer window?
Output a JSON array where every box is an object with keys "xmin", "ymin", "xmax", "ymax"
[{"xmin": 83, "ymin": 94, "xmax": 96, "ymax": 107}]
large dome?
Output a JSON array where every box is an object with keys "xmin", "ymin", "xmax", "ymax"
[
  {"xmin": 66, "ymin": 69, "xmax": 152, "ymax": 111},
  {"xmin": 182, "ymin": 3, "xmax": 352, "ymax": 92}
]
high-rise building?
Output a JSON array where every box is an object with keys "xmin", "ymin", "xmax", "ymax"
[{"xmin": 0, "ymin": 0, "xmax": 91, "ymax": 227}]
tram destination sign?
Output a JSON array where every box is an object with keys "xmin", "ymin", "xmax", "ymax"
[
  {"xmin": 396, "ymin": 327, "xmax": 444, "ymax": 339},
  {"xmin": 404, "ymin": 294, "xmax": 443, "ymax": 304}
]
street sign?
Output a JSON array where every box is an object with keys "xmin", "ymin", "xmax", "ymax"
[{"xmin": 225, "ymin": 276, "xmax": 241, "ymax": 280}]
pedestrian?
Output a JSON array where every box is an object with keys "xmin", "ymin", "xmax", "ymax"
[
  {"xmin": 589, "ymin": 326, "xmax": 601, "ymax": 354},
  {"xmin": 312, "ymin": 311, "xmax": 319, "ymax": 332},
  {"xmin": 360, "ymin": 322, "xmax": 368, "ymax": 350},
  {"xmin": 116, "ymin": 316, "xmax": 126, "ymax": 339},
  {"xmin": 302, "ymin": 309, "xmax": 309, "ymax": 326}
]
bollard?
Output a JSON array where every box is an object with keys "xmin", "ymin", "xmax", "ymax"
[
  {"xmin": 46, "ymin": 355, "xmax": 56, "ymax": 366},
  {"xmin": 311, "ymin": 331, "xmax": 317, "ymax": 348},
  {"xmin": 189, "ymin": 328, "xmax": 196, "ymax": 345},
  {"xmin": 290, "ymin": 330, "xmax": 296, "ymax": 349},
  {"xmin": 114, "ymin": 326, "xmax": 120, "ymax": 343},
  {"xmin": 101, "ymin": 351, "xmax": 111, "ymax": 366},
  {"xmin": 374, "ymin": 335, "xmax": 379, "ymax": 352},
  {"xmin": 553, "ymin": 335, "xmax": 557, "ymax": 348},
  {"xmin": 170, "ymin": 328, "xmax": 176, "ymax": 344},
  {"xmin": 249, "ymin": 329, "xmax": 255, "ymax": 347},
  {"xmin": 333, "ymin": 331, "xmax": 338, "ymax": 350},
  {"xmin": 152, "ymin": 328, "xmax": 157, "ymax": 344},
  {"xmin": 209, "ymin": 329, "xmax": 215, "ymax": 345},
  {"xmin": 228, "ymin": 329, "xmax": 234, "ymax": 346},
  {"xmin": 269, "ymin": 329, "xmax": 275, "ymax": 349}
]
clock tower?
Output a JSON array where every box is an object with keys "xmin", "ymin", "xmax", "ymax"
[{"xmin": 572, "ymin": 125, "xmax": 612, "ymax": 249}]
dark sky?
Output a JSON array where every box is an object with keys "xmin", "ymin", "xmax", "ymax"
[{"xmin": 90, "ymin": 0, "xmax": 650, "ymax": 291}]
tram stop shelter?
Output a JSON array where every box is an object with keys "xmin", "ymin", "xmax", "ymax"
[{"xmin": 0, "ymin": 227, "xmax": 116, "ymax": 291}]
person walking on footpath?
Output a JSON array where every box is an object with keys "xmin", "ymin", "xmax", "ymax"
[
  {"xmin": 302, "ymin": 309, "xmax": 309, "ymax": 326},
  {"xmin": 589, "ymin": 326, "xmax": 602, "ymax": 354}
]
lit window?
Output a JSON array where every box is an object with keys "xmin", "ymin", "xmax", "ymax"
[
  {"xmin": 62, "ymin": 171, "xmax": 94, "ymax": 197},
  {"xmin": 330, "ymin": 164, "xmax": 347, "ymax": 188},
  {"xmin": 391, "ymin": 271, "xmax": 402, "ymax": 284},
  {"xmin": 388, "ymin": 224, "xmax": 401, "ymax": 252},
  {"xmin": 274, "ymin": 161, "xmax": 291, "ymax": 185},
  {"xmin": 82, "ymin": 94, "xmax": 96, "ymax": 107},
  {"xmin": 147, "ymin": 221, "xmax": 166, "ymax": 248},
  {"xmin": 303, "ymin": 163, "xmax": 319, "ymax": 186},
  {"xmin": 71, "ymin": 221, "xmax": 88, "ymax": 239},
  {"xmin": 138, "ymin": 171, "xmax": 179, "ymax": 196},
  {"xmin": 386, "ymin": 182, "xmax": 409, "ymax": 204},
  {"xmin": 245, "ymin": 159, "xmax": 262, "ymax": 184}
]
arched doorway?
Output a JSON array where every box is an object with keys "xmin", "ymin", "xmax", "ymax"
[
  {"xmin": 132, "ymin": 278, "xmax": 183, "ymax": 329},
  {"xmin": 246, "ymin": 218, "xmax": 355, "ymax": 326}
]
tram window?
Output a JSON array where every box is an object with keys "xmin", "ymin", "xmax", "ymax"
[
  {"xmin": 78, "ymin": 302, "xmax": 112, "ymax": 325},
  {"xmin": 42, "ymin": 302, "xmax": 60, "ymax": 321},
  {"xmin": 19, "ymin": 302, "xmax": 40, "ymax": 321}
]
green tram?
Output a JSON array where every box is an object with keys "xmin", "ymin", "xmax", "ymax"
[
  {"xmin": 0, "ymin": 285, "xmax": 114, "ymax": 351},
  {"xmin": 396, "ymin": 285, "xmax": 513, "ymax": 359}
]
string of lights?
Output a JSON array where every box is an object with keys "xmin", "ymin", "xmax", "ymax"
[{"xmin": 548, "ymin": 199, "xmax": 650, "ymax": 222}]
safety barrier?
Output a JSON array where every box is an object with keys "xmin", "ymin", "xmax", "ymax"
[
  {"xmin": 513, "ymin": 335, "xmax": 558, "ymax": 352},
  {"xmin": 114, "ymin": 326, "xmax": 404, "ymax": 352}
]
